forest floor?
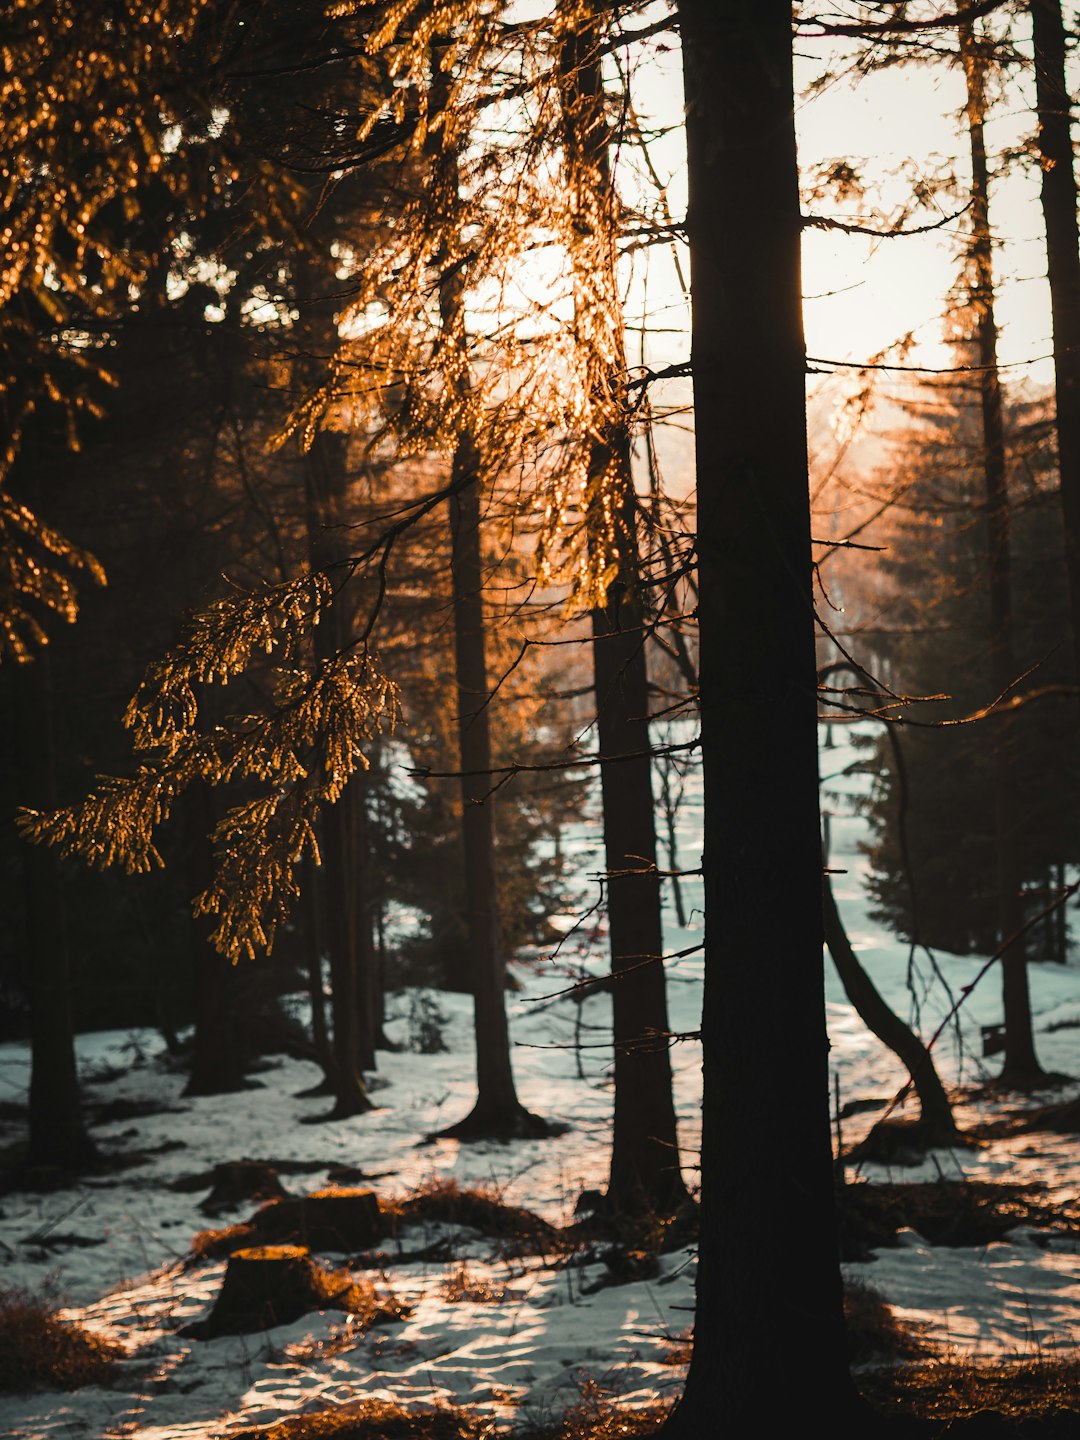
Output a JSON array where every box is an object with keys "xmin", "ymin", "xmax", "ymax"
[{"xmin": 0, "ymin": 728, "xmax": 1078, "ymax": 1438}]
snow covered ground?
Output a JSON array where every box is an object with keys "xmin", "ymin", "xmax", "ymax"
[{"xmin": 0, "ymin": 725, "xmax": 1077, "ymax": 1438}]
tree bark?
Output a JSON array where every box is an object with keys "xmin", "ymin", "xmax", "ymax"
[
  {"xmin": 961, "ymin": 24, "xmax": 1045, "ymax": 1087},
  {"xmin": 14, "ymin": 652, "xmax": 98, "ymax": 1170},
  {"xmin": 184, "ymin": 774, "xmax": 247, "ymax": 1096},
  {"xmin": 427, "ymin": 45, "xmax": 546, "ymax": 1141},
  {"xmin": 664, "ymin": 2, "xmax": 868, "ymax": 1430},
  {"xmin": 301, "ymin": 851, "xmax": 335, "ymax": 1087},
  {"xmin": 1031, "ymin": 0, "xmax": 1080, "ymax": 686},
  {"xmin": 305, "ymin": 428, "xmax": 371, "ymax": 1119},
  {"xmin": 557, "ymin": 4, "xmax": 687, "ymax": 1216},
  {"xmin": 437, "ymin": 435, "xmax": 546, "ymax": 1137}
]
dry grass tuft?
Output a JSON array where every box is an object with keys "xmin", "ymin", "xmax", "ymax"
[
  {"xmin": 0, "ymin": 1287, "xmax": 122, "ymax": 1392},
  {"xmin": 860, "ymin": 1356, "xmax": 1080, "ymax": 1423},
  {"xmin": 393, "ymin": 1178, "xmax": 559, "ymax": 1253},
  {"xmin": 657, "ymin": 1328, "xmax": 692, "ymax": 1367},
  {"xmin": 523, "ymin": 1386, "xmax": 670, "ymax": 1439},
  {"xmin": 310, "ymin": 1269, "xmax": 409, "ymax": 1328},
  {"xmin": 225, "ymin": 1397, "xmax": 491, "ymax": 1440},
  {"xmin": 837, "ymin": 1177, "xmax": 1077, "ymax": 1259},
  {"xmin": 439, "ymin": 1262, "xmax": 511, "ymax": 1305}
]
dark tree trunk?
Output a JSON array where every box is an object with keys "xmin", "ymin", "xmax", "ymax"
[
  {"xmin": 1031, "ymin": 0, "xmax": 1080, "ymax": 685},
  {"xmin": 557, "ymin": 4, "xmax": 686, "ymax": 1217},
  {"xmin": 438, "ymin": 436, "xmax": 546, "ymax": 1138},
  {"xmin": 353, "ymin": 768, "xmax": 377, "ymax": 1072},
  {"xmin": 14, "ymin": 652, "xmax": 98, "ymax": 1170},
  {"xmin": 306, "ymin": 428, "xmax": 371, "ymax": 1119},
  {"xmin": 592, "ymin": 592, "xmax": 688, "ymax": 1214},
  {"xmin": 823, "ymin": 874, "xmax": 960, "ymax": 1144},
  {"xmin": 301, "ymin": 851, "xmax": 335, "ymax": 1085},
  {"xmin": 664, "ymin": 3, "xmax": 868, "ymax": 1431},
  {"xmin": 961, "ymin": 25, "xmax": 1045, "ymax": 1088},
  {"xmin": 428, "ymin": 46, "xmax": 546, "ymax": 1141},
  {"xmin": 321, "ymin": 783, "xmax": 370, "ymax": 1117},
  {"xmin": 184, "ymin": 775, "xmax": 247, "ymax": 1096}
]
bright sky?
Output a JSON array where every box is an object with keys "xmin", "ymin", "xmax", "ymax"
[{"xmin": 617, "ymin": 8, "xmax": 1066, "ymax": 403}]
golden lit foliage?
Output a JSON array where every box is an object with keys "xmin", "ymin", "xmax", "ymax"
[
  {"xmin": 282, "ymin": 0, "xmax": 639, "ymax": 611},
  {"xmin": 0, "ymin": 0, "xmax": 212, "ymax": 652},
  {"xmin": 0, "ymin": 492, "xmax": 106, "ymax": 660},
  {"xmin": 20, "ymin": 573, "xmax": 397, "ymax": 960},
  {"xmin": 0, "ymin": 0, "xmax": 303, "ymax": 657}
]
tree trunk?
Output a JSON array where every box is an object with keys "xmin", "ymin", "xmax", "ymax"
[
  {"xmin": 665, "ymin": 3, "xmax": 868, "ymax": 1430},
  {"xmin": 14, "ymin": 652, "xmax": 98, "ymax": 1170},
  {"xmin": 306, "ymin": 428, "xmax": 371, "ymax": 1119},
  {"xmin": 1031, "ymin": 0, "xmax": 1080, "ymax": 685},
  {"xmin": 184, "ymin": 774, "xmax": 247, "ymax": 1096},
  {"xmin": 961, "ymin": 24, "xmax": 1045, "ymax": 1087},
  {"xmin": 438, "ymin": 436, "xmax": 546, "ymax": 1138},
  {"xmin": 353, "ymin": 767, "xmax": 377, "ymax": 1071},
  {"xmin": 823, "ymin": 873, "xmax": 959, "ymax": 1143},
  {"xmin": 591, "ymin": 591, "xmax": 688, "ymax": 1214},
  {"xmin": 301, "ymin": 851, "xmax": 335, "ymax": 1087},
  {"xmin": 428, "ymin": 45, "xmax": 546, "ymax": 1140},
  {"xmin": 557, "ymin": 4, "xmax": 686, "ymax": 1217}
]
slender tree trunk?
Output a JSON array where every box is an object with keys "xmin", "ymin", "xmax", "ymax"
[
  {"xmin": 14, "ymin": 653, "xmax": 98, "ymax": 1170},
  {"xmin": 823, "ymin": 874, "xmax": 959, "ymax": 1143},
  {"xmin": 961, "ymin": 25, "xmax": 1045, "ymax": 1087},
  {"xmin": 184, "ymin": 774, "xmax": 246, "ymax": 1096},
  {"xmin": 664, "ymin": 3, "xmax": 868, "ymax": 1431},
  {"xmin": 301, "ymin": 852, "xmax": 335, "ymax": 1089},
  {"xmin": 440, "ymin": 445, "xmax": 543, "ymax": 1135},
  {"xmin": 1031, "ymin": 0, "xmax": 1080, "ymax": 685},
  {"xmin": 321, "ymin": 778, "xmax": 370, "ymax": 1117},
  {"xmin": 306, "ymin": 428, "xmax": 371, "ymax": 1118},
  {"xmin": 558, "ymin": 5, "xmax": 686, "ymax": 1216},
  {"xmin": 591, "ymin": 590, "xmax": 687, "ymax": 1213},
  {"xmin": 427, "ymin": 45, "xmax": 547, "ymax": 1141},
  {"xmin": 353, "ymin": 770, "xmax": 377, "ymax": 1072}
]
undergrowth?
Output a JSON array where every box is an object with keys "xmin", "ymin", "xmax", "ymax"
[
  {"xmin": 0, "ymin": 1287, "xmax": 122, "ymax": 1392},
  {"xmin": 859, "ymin": 1356, "xmax": 1080, "ymax": 1422},
  {"xmin": 392, "ymin": 1177, "xmax": 560, "ymax": 1253},
  {"xmin": 226, "ymin": 1397, "xmax": 490, "ymax": 1439},
  {"xmin": 439, "ymin": 1262, "xmax": 511, "ymax": 1304}
]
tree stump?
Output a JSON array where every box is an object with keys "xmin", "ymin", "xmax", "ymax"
[
  {"xmin": 182, "ymin": 1245, "xmax": 339, "ymax": 1339},
  {"xmin": 199, "ymin": 1162, "xmax": 287, "ymax": 1216},
  {"xmin": 194, "ymin": 1186, "xmax": 386, "ymax": 1260},
  {"xmin": 257, "ymin": 1187, "xmax": 385, "ymax": 1251}
]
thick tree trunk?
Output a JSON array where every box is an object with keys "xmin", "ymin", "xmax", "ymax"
[
  {"xmin": 961, "ymin": 26, "xmax": 1045, "ymax": 1087},
  {"xmin": 14, "ymin": 653, "xmax": 98, "ymax": 1170},
  {"xmin": 1031, "ymin": 0, "xmax": 1080, "ymax": 685},
  {"xmin": 823, "ymin": 874, "xmax": 959, "ymax": 1143},
  {"xmin": 557, "ymin": 4, "xmax": 686, "ymax": 1216},
  {"xmin": 665, "ymin": 3, "xmax": 868, "ymax": 1431}
]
